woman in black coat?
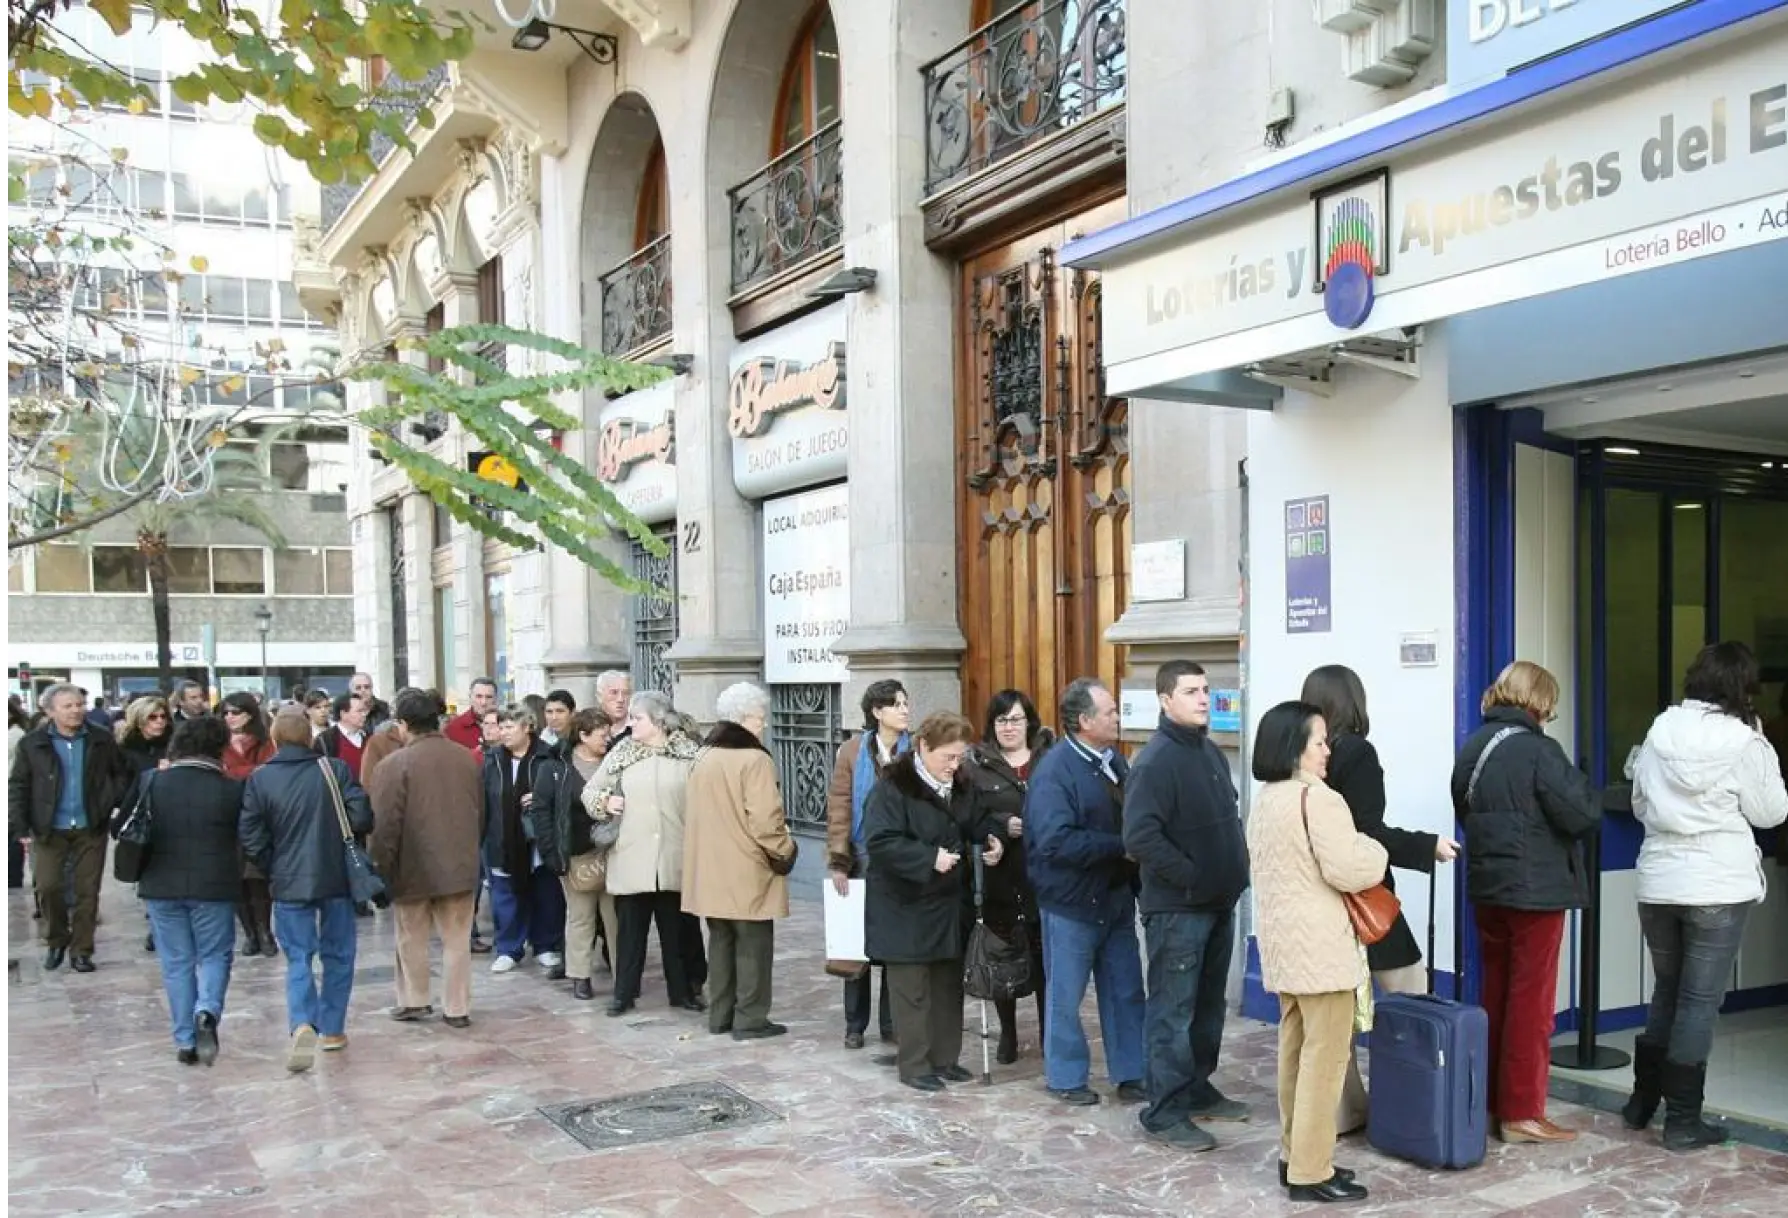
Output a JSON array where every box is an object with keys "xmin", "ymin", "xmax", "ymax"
[
  {"xmin": 122, "ymin": 715, "xmax": 245, "ymax": 1067},
  {"xmin": 1301, "ymin": 665, "xmax": 1461, "ymax": 1131},
  {"xmin": 1451, "ymin": 660, "xmax": 1600, "ymax": 1145},
  {"xmin": 962, "ymin": 689, "xmax": 1052, "ymax": 1064},
  {"xmin": 863, "ymin": 711, "xmax": 1005, "ymax": 1093}
]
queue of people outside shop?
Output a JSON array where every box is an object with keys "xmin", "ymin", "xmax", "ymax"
[{"xmin": 9, "ymin": 645, "xmax": 1784, "ymax": 1205}]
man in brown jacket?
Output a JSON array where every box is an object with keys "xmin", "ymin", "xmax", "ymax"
[
  {"xmin": 683, "ymin": 684, "xmax": 798, "ymax": 1040},
  {"xmin": 369, "ymin": 690, "xmax": 485, "ymax": 1028}
]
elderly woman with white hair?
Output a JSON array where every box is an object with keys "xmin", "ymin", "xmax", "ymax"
[
  {"xmin": 682, "ymin": 683, "xmax": 799, "ymax": 1039},
  {"xmin": 583, "ymin": 690, "xmax": 703, "ymax": 1017}
]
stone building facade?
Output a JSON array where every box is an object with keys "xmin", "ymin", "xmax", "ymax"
[{"xmin": 300, "ymin": 1, "xmax": 1460, "ymax": 828}]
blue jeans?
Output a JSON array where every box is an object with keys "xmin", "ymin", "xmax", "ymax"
[
  {"xmin": 1139, "ymin": 908, "xmax": 1234, "ymax": 1130},
  {"xmin": 1040, "ymin": 899, "xmax": 1147, "ymax": 1092},
  {"xmin": 144, "ymin": 899, "xmax": 236, "ymax": 1050},
  {"xmin": 273, "ymin": 898, "xmax": 357, "ymax": 1036},
  {"xmin": 488, "ymin": 867, "xmax": 567, "ymax": 959},
  {"xmin": 1639, "ymin": 901, "xmax": 1751, "ymax": 1064}
]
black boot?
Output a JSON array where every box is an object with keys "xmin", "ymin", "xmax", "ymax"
[
  {"xmin": 238, "ymin": 906, "xmax": 260, "ymax": 956},
  {"xmin": 993, "ymin": 997, "xmax": 1018, "ymax": 1064},
  {"xmin": 1622, "ymin": 1037, "xmax": 1665, "ymax": 1130},
  {"xmin": 1660, "ymin": 1059, "xmax": 1728, "ymax": 1151}
]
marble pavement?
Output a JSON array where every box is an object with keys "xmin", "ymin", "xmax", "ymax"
[{"xmin": 9, "ymin": 882, "xmax": 1787, "ymax": 1217}]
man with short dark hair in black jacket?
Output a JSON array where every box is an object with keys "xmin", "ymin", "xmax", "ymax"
[{"xmin": 1123, "ymin": 660, "xmax": 1252, "ymax": 1151}]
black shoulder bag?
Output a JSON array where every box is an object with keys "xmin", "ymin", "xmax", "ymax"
[
  {"xmin": 110, "ymin": 773, "xmax": 155, "ymax": 883},
  {"xmin": 963, "ymin": 848, "xmax": 1035, "ymax": 1002}
]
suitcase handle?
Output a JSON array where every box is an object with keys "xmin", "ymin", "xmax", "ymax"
[{"xmin": 1425, "ymin": 856, "xmax": 1463, "ymax": 1002}]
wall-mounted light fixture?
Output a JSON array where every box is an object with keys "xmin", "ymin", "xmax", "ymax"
[
  {"xmin": 511, "ymin": 19, "xmax": 617, "ymax": 67},
  {"xmin": 806, "ymin": 267, "xmax": 878, "ymax": 301}
]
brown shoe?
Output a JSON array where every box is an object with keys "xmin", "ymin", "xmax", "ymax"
[{"xmin": 1499, "ymin": 1118, "xmax": 1577, "ymax": 1143}]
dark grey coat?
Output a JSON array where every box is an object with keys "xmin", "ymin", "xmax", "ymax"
[
  {"xmin": 130, "ymin": 761, "xmax": 245, "ymax": 904},
  {"xmin": 240, "ymin": 745, "xmax": 371, "ymax": 902}
]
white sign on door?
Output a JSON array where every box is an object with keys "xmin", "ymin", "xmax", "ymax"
[{"xmin": 762, "ymin": 482, "xmax": 850, "ymax": 684}]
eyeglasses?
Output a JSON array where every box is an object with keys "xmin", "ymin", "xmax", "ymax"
[
  {"xmin": 994, "ymin": 713, "xmax": 1029, "ymax": 727},
  {"xmin": 145, "ymin": 713, "xmax": 168, "ymax": 722}
]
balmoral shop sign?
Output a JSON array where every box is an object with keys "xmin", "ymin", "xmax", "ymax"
[
  {"xmin": 1099, "ymin": 24, "xmax": 1788, "ymax": 391},
  {"xmin": 727, "ymin": 302, "xmax": 848, "ymax": 499},
  {"xmin": 594, "ymin": 380, "xmax": 676, "ymax": 526}
]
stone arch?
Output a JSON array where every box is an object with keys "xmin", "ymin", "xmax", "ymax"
[
  {"xmin": 703, "ymin": 0, "xmax": 834, "ymax": 312},
  {"xmin": 579, "ymin": 91, "xmax": 668, "ymax": 356}
]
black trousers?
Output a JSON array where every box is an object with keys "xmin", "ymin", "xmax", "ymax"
[
  {"xmin": 707, "ymin": 918, "xmax": 775, "ymax": 1033},
  {"xmin": 681, "ymin": 911, "xmax": 708, "ymax": 993},
  {"xmin": 844, "ymin": 965, "xmax": 894, "ymax": 1038},
  {"xmin": 886, "ymin": 960, "xmax": 966, "ymax": 1082},
  {"xmin": 614, "ymin": 890, "xmax": 693, "ymax": 1006}
]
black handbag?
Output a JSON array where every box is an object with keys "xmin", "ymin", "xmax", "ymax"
[
  {"xmin": 110, "ymin": 773, "xmax": 154, "ymax": 883},
  {"xmin": 317, "ymin": 759, "xmax": 388, "ymax": 909},
  {"xmin": 963, "ymin": 850, "xmax": 1035, "ymax": 1002}
]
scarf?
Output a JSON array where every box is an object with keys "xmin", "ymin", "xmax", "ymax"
[
  {"xmin": 851, "ymin": 731, "xmax": 910, "ymax": 847},
  {"xmin": 582, "ymin": 730, "xmax": 700, "ymax": 818},
  {"xmin": 500, "ymin": 750, "xmax": 535, "ymax": 891}
]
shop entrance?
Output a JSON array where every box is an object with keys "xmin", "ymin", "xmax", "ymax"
[
  {"xmin": 954, "ymin": 198, "xmax": 1130, "ymax": 726},
  {"xmin": 1477, "ymin": 395, "xmax": 1788, "ymax": 1138}
]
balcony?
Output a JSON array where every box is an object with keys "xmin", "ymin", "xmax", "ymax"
[
  {"xmin": 727, "ymin": 120, "xmax": 843, "ymax": 300},
  {"xmin": 319, "ymin": 66, "xmax": 452, "ymax": 234},
  {"xmin": 919, "ymin": 0, "xmax": 1127, "ymax": 246},
  {"xmin": 598, "ymin": 235, "xmax": 672, "ymax": 358}
]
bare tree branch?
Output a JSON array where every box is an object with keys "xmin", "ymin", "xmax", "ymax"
[{"xmin": 6, "ymin": 483, "xmax": 156, "ymax": 549}]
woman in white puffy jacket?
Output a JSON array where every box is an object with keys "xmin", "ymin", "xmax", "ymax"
[{"xmin": 1622, "ymin": 641, "xmax": 1788, "ymax": 1152}]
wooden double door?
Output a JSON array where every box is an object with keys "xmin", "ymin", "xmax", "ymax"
[{"xmin": 955, "ymin": 199, "xmax": 1130, "ymax": 730}]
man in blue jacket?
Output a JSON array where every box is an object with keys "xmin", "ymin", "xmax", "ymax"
[
  {"xmin": 1123, "ymin": 660, "xmax": 1252, "ymax": 1151},
  {"xmin": 1025, "ymin": 677, "xmax": 1146, "ymax": 1106}
]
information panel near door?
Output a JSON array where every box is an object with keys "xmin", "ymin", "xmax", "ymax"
[{"xmin": 762, "ymin": 483, "xmax": 850, "ymax": 684}]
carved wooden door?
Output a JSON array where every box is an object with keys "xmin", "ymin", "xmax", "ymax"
[{"xmin": 956, "ymin": 199, "xmax": 1130, "ymax": 729}]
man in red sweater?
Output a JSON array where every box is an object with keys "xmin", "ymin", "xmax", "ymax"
[
  {"xmin": 314, "ymin": 693, "xmax": 371, "ymax": 780},
  {"xmin": 443, "ymin": 678, "xmax": 499, "ymax": 753}
]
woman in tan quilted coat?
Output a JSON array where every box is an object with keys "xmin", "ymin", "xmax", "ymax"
[{"xmin": 1248, "ymin": 700, "xmax": 1389, "ymax": 1205}]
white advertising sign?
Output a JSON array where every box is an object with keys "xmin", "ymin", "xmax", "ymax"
[
  {"xmin": 761, "ymin": 482, "xmax": 850, "ymax": 684},
  {"xmin": 13, "ymin": 642, "xmax": 356, "ymax": 667},
  {"xmin": 594, "ymin": 380, "xmax": 677, "ymax": 526},
  {"xmin": 728, "ymin": 302, "xmax": 849, "ymax": 499},
  {"xmin": 1101, "ymin": 26, "xmax": 1788, "ymax": 389}
]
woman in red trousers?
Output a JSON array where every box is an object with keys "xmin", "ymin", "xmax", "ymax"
[{"xmin": 1451, "ymin": 661, "xmax": 1601, "ymax": 1144}]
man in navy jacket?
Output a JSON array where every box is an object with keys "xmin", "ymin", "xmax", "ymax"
[
  {"xmin": 1025, "ymin": 677, "xmax": 1146, "ymax": 1106},
  {"xmin": 1123, "ymin": 660, "xmax": 1252, "ymax": 1151}
]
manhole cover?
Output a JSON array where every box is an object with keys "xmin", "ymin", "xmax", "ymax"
[{"xmin": 539, "ymin": 1082, "xmax": 780, "ymax": 1151}]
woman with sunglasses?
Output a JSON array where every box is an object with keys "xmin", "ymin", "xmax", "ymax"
[
  {"xmin": 220, "ymin": 692, "xmax": 279, "ymax": 957},
  {"xmin": 117, "ymin": 696, "xmax": 174, "ymax": 952}
]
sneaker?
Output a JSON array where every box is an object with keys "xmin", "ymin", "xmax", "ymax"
[
  {"xmin": 1190, "ymin": 1091, "xmax": 1252, "ymax": 1122},
  {"xmin": 1147, "ymin": 1121, "xmax": 1218, "ymax": 1151},
  {"xmin": 491, "ymin": 954, "xmax": 518, "ymax": 974},
  {"xmin": 536, "ymin": 951, "xmax": 563, "ymax": 969},
  {"xmin": 320, "ymin": 1035, "xmax": 349, "ymax": 1052},
  {"xmin": 195, "ymin": 1011, "xmax": 220, "ymax": 1067},
  {"xmin": 286, "ymin": 1025, "xmax": 318, "ymax": 1073},
  {"xmin": 1051, "ymin": 1086, "xmax": 1102, "ymax": 1107}
]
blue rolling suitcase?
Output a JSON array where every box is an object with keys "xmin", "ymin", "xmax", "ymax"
[{"xmin": 1366, "ymin": 882, "xmax": 1489, "ymax": 1170}]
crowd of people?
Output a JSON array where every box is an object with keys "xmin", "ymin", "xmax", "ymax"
[{"xmin": 8, "ymin": 643, "xmax": 1784, "ymax": 1204}]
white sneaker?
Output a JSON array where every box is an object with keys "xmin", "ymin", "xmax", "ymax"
[
  {"xmin": 491, "ymin": 954, "xmax": 518, "ymax": 974},
  {"xmin": 537, "ymin": 951, "xmax": 563, "ymax": 969}
]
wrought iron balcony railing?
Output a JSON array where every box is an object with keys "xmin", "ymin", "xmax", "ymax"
[
  {"xmin": 727, "ymin": 120, "xmax": 843, "ymax": 295},
  {"xmin": 922, "ymin": 0, "xmax": 1127, "ymax": 195},
  {"xmin": 319, "ymin": 64, "xmax": 453, "ymax": 233},
  {"xmin": 598, "ymin": 235, "xmax": 672, "ymax": 357}
]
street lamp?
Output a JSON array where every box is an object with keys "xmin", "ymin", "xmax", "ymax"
[{"xmin": 253, "ymin": 604, "xmax": 272, "ymax": 699}]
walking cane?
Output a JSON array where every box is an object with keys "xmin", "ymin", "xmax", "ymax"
[{"xmin": 973, "ymin": 849, "xmax": 991, "ymax": 1087}]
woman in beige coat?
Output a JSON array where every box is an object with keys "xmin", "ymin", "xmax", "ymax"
[
  {"xmin": 1247, "ymin": 700, "xmax": 1389, "ymax": 1205},
  {"xmin": 582, "ymin": 691, "xmax": 701, "ymax": 1017},
  {"xmin": 683, "ymin": 683, "xmax": 798, "ymax": 1040}
]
